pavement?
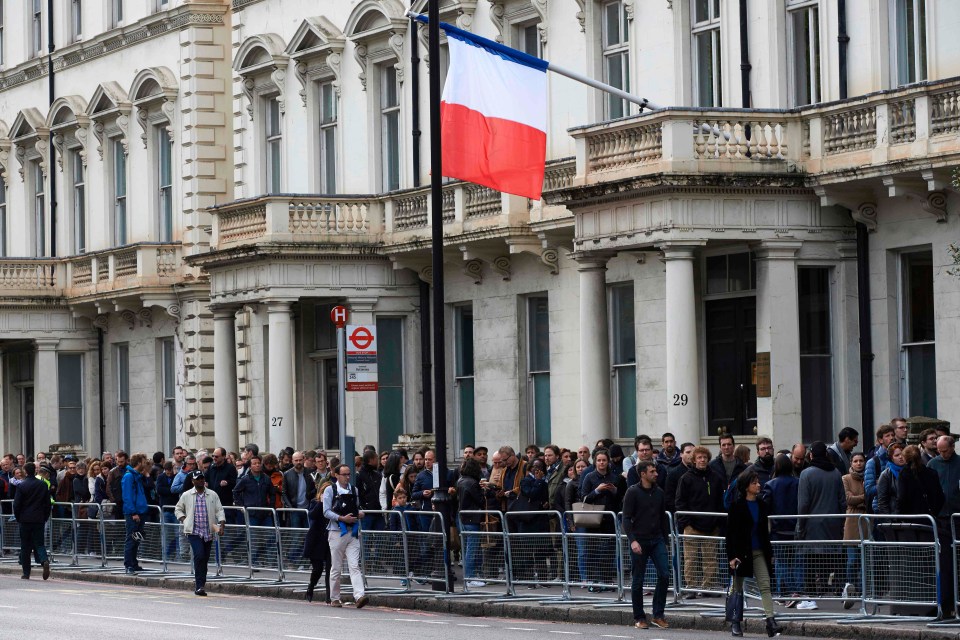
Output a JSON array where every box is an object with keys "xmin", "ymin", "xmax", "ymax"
[{"xmin": 2, "ymin": 564, "xmax": 960, "ymax": 640}]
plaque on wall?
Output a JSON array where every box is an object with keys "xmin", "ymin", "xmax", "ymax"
[{"xmin": 755, "ymin": 352, "xmax": 771, "ymax": 398}]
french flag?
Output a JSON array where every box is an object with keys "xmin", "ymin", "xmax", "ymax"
[{"xmin": 432, "ymin": 20, "xmax": 548, "ymax": 200}]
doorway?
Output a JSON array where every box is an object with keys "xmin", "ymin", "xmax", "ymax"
[
  {"xmin": 705, "ymin": 297, "xmax": 757, "ymax": 436},
  {"xmin": 21, "ymin": 386, "xmax": 34, "ymax": 456}
]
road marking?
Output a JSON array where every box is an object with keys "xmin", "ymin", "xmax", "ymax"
[
  {"xmin": 68, "ymin": 613, "xmax": 218, "ymax": 629},
  {"xmin": 458, "ymin": 624, "xmax": 490, "ymax": 627},
  {"xmin": 600, "ymin": 636, "xmax": 632, "ymax": 639},
  {"xmin": 265, "ymin": 611, "xmax": 297, "ymax": 615},
  {"xmin": 287, "ymin": 636, "xmax": 335, "ymax": 640},
  {"xmin": 316, "ymin": 615, "xmax": 344, "ymax": 619},
  {"xmin": 206, "ymin": 606, "xmax": 235, "ymax": 610},
  {"xmin": 0, "ymin": 605, "xmax": 16, "ymax": 609},
  {"xmin": 506, "ymin": 628, "xmax": 536, "ymax": 631},
  {"xmin": 549, "ymin": 632, "xmax": 581, "ymax": 636}
]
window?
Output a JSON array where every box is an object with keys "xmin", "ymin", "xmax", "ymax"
[
  {"xmin": 32, "ymin": 161, "xmax": 44, "ymax": 257},
  {"xmin": 319, "ymin": 81, "xmax": 337, "ymax": 193},
  {"xmin": 31, "ymin": 0, "xmax": 41, "ymax": 57},
  {"xmin": 58, "ymin": 353, "xmax": 84, "ymax": 445},
  {"xmin": 160, "ymin": 338, "xmax": 176, "ymax": 454},
  {"xmin": 692, "ymin": 0, "xmax": 722, "ymax": 107},
  {"xmin": 116, "ymin": 344, "xmax": 130, "ymax": 450},
  {"xmin": 788, "ymin": 1, "xmax": 821, "ymax": 105},
  {"xmin": 0, "ymin": 173, "xmax": 6, "ymax": 257},
  {"xmin": 154, "ymin": 0, "xmax": 169, "ymax": 11},
  {"xmin": 610, "ymin": 284, "xmax": 636, "ymax": 438},
  {"xmin": 71, "ymin": 0, "xmax": 82, "ymax": 41},
  {"xmin": 0, "ymin": 1, "xmax": 5, "ymax": 66},
  {"xmin": 798, "ymin": 267, "xmax": 833, "ymax": 442},
  {"xmin": 314, "ymin": 303, "xmax": 337, "ymax": 351},
  {"xmin": 705, "ymin": 251, "xmax": 757, "ymax": 294},
  {"xmin": 900, "ymin": 250, "xmax": 936, "ymax": 417},
  {"xmin": 157, "ymin": 127, "xmax": 173, "ymax": 241},
  {"xmin": 380, "ymin": 64, "xmax": 401, "ymax": 192},
  {"xmin": 71, "ymin": 150, "xmax": 85, "ymax": 253},
  {"xmin": 519, "ymin": 22, "xmax": 542, "ymax": 58},
  {"xmin": 377, "ymin": 317, "xmax": 404, "ymax": 448},
  {"xmin": 110, "ymin": 0, "xmax": 123, "ymax": 28},
  {"xmin": 113, "ymin": 139, "xmax": 127, "ymax": 245},
  {"xmin": 526, "ymin": 296, "xmax": 551, "ymax": 445},
  {"xmin": 455, "ymin": 306, "xmax": 475, "ymax": 451},
  {"xmin": 264, "ymin": 97, "xmax": 282, "ymax": 194},
  {"xmin": 893, "ymin": 0, "xmax": 926, "ymax": 85},
  {"xmin": 601, "ymin": 1, "xmax": 630, "ymax": 119}
]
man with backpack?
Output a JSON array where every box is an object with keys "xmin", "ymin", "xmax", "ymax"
[
  {"xmin": 322, "ymin": 463, "xmax": 368, "ymax": 609},
  {"xmin": 864, "ymin": 424, "xmax": 896, "ymax": 512}
]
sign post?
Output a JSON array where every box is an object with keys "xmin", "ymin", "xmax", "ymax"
[{"xmin": 331, "ymin": 306, "xmax": 349, "ymax": 473}]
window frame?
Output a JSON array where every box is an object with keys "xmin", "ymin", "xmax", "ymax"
[
  {"xmin": 691, "ymin": 0, "xmax": 722, "ymax": 108},
  {"xmin": 454, "ymin": 304, "xmax": 475, "ymax": 454},
  {"xmin": 891, "ymin": 0, "xmax": 927, "ymax": 86},
  {"xmin": 608, "ymin": 283, "xmax": 637, "ymax": 438},
  {"xmin": 31, "ymin": 0, "xmax": 42, "ymax": 58},
  {"xmin": 156, "ymin": 126, "xmax": 173, "ymax": 241},
  {"xmin": 160, "ymin": 337, "xmax": 177, "ymax": 454},
  {"xmin": 32, "ymin": 159, "xmax": 45, "ymax": 257},
  {"xmin": 116, "ymin": 343, "xmax": 130, "ymax": 451},
  {"xmin": 112, "ymin": 138, "xmax": 127, "ymax": 246},
  {"xmin": 71, "ymin": 0, "xmax": 82, "ymax": 42},
  {"xmin": 379, "ymin": 63, "xmax": 401, "ymax": 192},
  {"xmin": 318, "ymin": 80, "xmax": 338, "ymax": 193},
  {"xmin": 57, "ymin": 352, "xmax": 84, "ymax": 446},
  {"xmin": 0, "ymin": 172, "xmax": 6, "ymax": 257},
  {"xmin": 786, "ymin": 0, "xmax": 821, "ymax": 106},
  {"xmin": 264, "ymin": 96, "xmax": 283, "ymax": 194},
  {"xmin": 110, "ymin": 0, "xmax": 123, "ymax": 29},
  {"xmin": 70, "ymin": 148, "xmax": 86, "ymax": 253},
  {"xmin": 898, "ymin": 248, "xmax": 937, "ymax": 417},
  {"xmin": 600, "ymin": 0, "xmax": 632, "ymax": 119},
  {"xmin": 525, "ymin": 295, "xmax": 552, "ymax": 446}
]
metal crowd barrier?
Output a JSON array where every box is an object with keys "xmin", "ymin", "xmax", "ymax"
[
  {"xmin": 457, "ymin": 510, "xmax": 510, "ymax": 596},
  {"xmin": 673, "ymin": 511, "xmax": 728, "ymax": 602},
  {"xmin": 359, "ymin": 509, "xmax": 411, "ymax": 593},
  {"xmin": 563, "ymin": 510, "xmax": 617, "ymax": 602},
  {"xmin": 614, "ymin": 510, "xmax": 678, "ymax": 608},
  {"xmin": 402, "ymin": 510, "xmax": 449, "ymax": 591},
  {"xmin": 246, "ymin": 507, "xmax": 282, "ymax": 580},
  {"xmin": 503, "ymin": 510, "xmax": 568, "ymax": 601},
  {"xmin": 212, "ymin": 505, "xmax": 250, "ymax": 580},
  {"xmin": 276, "ymin": 508, "xmax": 311, "ymax": 582}
]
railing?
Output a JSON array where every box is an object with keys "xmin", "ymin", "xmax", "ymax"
[
  {"xmin": 570, "ymin": 76, "xmax": 960, "ymax": 186},
  {"xmin": 0, "ymin": 259, "xmax": 63, "ymax": 294}
]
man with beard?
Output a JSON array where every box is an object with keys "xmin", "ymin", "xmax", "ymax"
[
  {"xmin": 790, "ymin": 443, "xmax": 808, "ymax": 477},
  {"xmin": 656, "ymin": 433, "xmax": 681, "ymax": 468},
  {"xmin": 708, "ymin": 435, "xmax": 746, "ymax": 488},
  {"xmin": 919, "ymin": 429, "xmax": 939, "ymax": 464},
  {"xmin": 750, "ymin": 438, "xmax": 776, "ymax": 488}
]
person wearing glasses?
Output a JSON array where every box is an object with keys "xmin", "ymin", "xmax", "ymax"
[{"xmin": 322, "ymin": 464, "xmax": 369, "ymax": 609}]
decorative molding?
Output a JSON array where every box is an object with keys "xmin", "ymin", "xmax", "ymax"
[
  {"xmin": 138, "ymin": 308, "xmax": 153, "ymax": 328},
  {"xmin": 235, "ymin": 34, "xmax": 290, "ymax": 120},
  {"xmin": 286, "ymin": 17, "xmax": 347, "ymax": 104},
  {"xmin": 573, "ymin": 0, "xmax": 586, "ymax": 30},
  {"xmin": 488, "ymin": 1, "xmax": 506, "ymax": 42},
  {"xmin": 540, "ymin": 247, "xmax": 559, "ymax": 274},
  {"xmin": 851, "ymin": 202, "xmax": 878, "ymax": 232},
  {"xmin": 921, "ymin": 191, "xmax": 948, "ymax": 223},
  {"xmin": 93, "ymin": 314, "xmax": 110, "ymax": 332},
  {"xmin": 491, "ymin": 255, "xmax": 511, "ymax": 280},
  {"xmin": 463, "ymin": 258, "xmax": 483, "ymax": 284},
  {"xmin": 419, "ymin": 265, "xmax": 433, "ymax": 285},
  {"xmin": 119, "ymin": 309, "xmax": 137, "ymax": 330},
  {"xmin": 165, "ymin": 303, "xmax": 182, "ymax": 325},
  {"xmin": 353, "ymin": 43, "xmax": 369, "ymax": 91}
]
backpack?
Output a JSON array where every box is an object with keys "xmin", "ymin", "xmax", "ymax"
[{"xmin": 723, "ymin": 477, "xmax": 739, "ymax": 511}]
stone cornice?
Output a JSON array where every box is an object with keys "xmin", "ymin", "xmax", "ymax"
[
  {"xmin": 186, "ymin": 242, "xmax": 389, "ymax": 270},
  {"xmin": 385, "ymin": 225, "xmax": 539, "ymax": 255},
  {"xmin": 0, "ymin": 5, "xmax": 226, "ymax": 92}
]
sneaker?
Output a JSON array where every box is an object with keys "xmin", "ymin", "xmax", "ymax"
[
  {"xmin": 355, "ymin": 595, "xmax": 369, "ymax": 609},
  {"xmin": 42, "ymin": 561, "xmax": 50, "ymax": 581},
  {"xmin": 330, "ymin": 600, "xmax": 343, "ymax": 608},
  {"xmin": 466, "ymin": 581, "xmax": 487, "ymax": 588},
  {"xmin": 125, "ymin": 568, "xmax": 136, "ymax": 575},
  {"xmin": 650, "ymin": 618, "xmax": 669, "ymax": 629},
  {"xmin": 682, "ymin": 592, "xmax": 698, "ymax": 600},
  {"xmin": 634, "ymin": 619, "xmax": 649, "ymax": 630},
  {"xmin": 796, "ymin": 600, "xmax": 818, "ymax": 610},
  {"xmin": 195, "ymin": 589, "xmax": 207, "ymax": 596},
  {"xmin": 842, "ymin": 583, "xmax": 857, "ymax": 610},
  {"xmin": 20, "ymin": 575, "xmax": 29, "ymax": 580}
]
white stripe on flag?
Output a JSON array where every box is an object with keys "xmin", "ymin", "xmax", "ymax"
[{"xmin": 442, "ymin": 37, "xmax": 546, "ymax": 132}]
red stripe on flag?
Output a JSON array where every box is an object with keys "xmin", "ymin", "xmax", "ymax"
[{"xmin": 441, "ymin": 102, "xmax": 546, "ymax": 200}]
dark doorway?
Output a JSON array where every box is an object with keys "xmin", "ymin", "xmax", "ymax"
[
  {"xmin": 22, "ymin": 386, "xmax": 34, "ymax": 456},
  {"xmin": 322, "ymin": 358, "xmax": 339, "ymax": 451},
  {"xmin": 705, "ymin": 297, "xmax": 757, "ymax": 436}
]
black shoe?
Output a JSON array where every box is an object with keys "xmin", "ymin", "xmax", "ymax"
[
  {"xmin": 42, "ymin": 561, "xmax": 50, "ymax": 580},
  {"xmin": 125, "ymin": 568, "xmax": 136, "ymax": 575},
  {"xmin": 132, "ymin": 566, "xmax": 145, "ymax": 572},
  {"xmin": 355, "ymin": 595, "xmax": 369, "ymax": 609},
  {"xmin": 306, "ymin": 586, "xmax": 314, "ymax": 603},
  {"xmin": 195, "ymin": 589, "xmax": 207, "ymax": 596},
  {"xmin": 731, "ymin": 621, "xmax": 744, "ymax": 637},
  {"xmin": 765, "ymin": 617, "xmax": 783, "ymax": 637},
  {"xmin": 20, "ymin": 575, "xmax": 29, "ymax": 580}
]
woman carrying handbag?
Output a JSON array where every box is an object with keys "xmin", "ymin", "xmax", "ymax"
[{"xmin": 726, "ymin": 469, "xmax": 782, "ymax": 637}]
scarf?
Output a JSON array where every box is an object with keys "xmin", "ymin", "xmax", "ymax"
[
  {"xmin": 886, "ymin": 460, "xmax": 904, "ymax": 479},
  {"xmin": 809, "ymin": 441, "xmax": 836, "ymax": 472},
  {"xmin": 848, "ymin": 470, "xmax": 863, "ymax": 483}
]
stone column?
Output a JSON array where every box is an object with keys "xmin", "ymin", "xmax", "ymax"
[
  {"xmin": 577, "ymin": 257, "xmax": 612, "ymax": 445},
  {"xmin": 34, "ymin": 338, "xmax": 60, "ymax": 453},
  {"xmin": 213, "ymin": 307, "xmax": 239, "ymax": 453},
  {"xmin": 266, "ymin": 301, "xmax": 295, "ymax": 451},
  {"xmin": 660, "ymin": 244, "xmax": 703, "ymax": 447},
  {"xmin": 755, "ymin": 240, "xmax": 803, "ymax": 445}
]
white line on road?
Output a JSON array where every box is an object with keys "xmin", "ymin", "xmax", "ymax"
[
  {"xmin": 68, "ymin": 613, "xmax": 218, "ymax": 629},
  {"xmin": 287, "ymin": 636, "xmax": 335, "ymax": 640},
  {"xmin": 506, "ymin": 628, "xmax": 537, "ymax": 631},
  {"xmin": 457, "ymin": 624, "xmax": 490, "ymax": 627},
  {"xmin": 264, "ymin": 611, "xmax": 297, "ymax": 615},
  {"xmin": 548, "ymin": 632, "xmax": 581, "ymax": 635},
  {"xmin": 600, "ymin": 636, "xmax": 632, "ymax": 639},
  {"xmin": 316, "ymin": 615, "xmax": 344, "ymax": 619},
  {"xmin": 206, "ymin": 606, "xmax": 236, "ymax": 610},
  {"xmin": 0, "ymin": 605, "xmax": 16, "ymax": 609}
]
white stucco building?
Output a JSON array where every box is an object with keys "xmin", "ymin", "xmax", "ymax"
[{"xmin": 0, "ymin": 0, "xmax": 957, "ymax": 459}]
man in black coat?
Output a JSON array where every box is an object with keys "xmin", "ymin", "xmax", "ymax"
[
  {"xmin": 708, "ymin": 434, "xmax": 746, "ymax": 488},
  {"xmin": 675, "ymin": 447, "xmax": 723, "ymax": 597},
  {"xmin": 664, "ymin": 442, "xmax": 695, "ymax": 513},
  {"xmin": 13, "ymin": 463, "xmax": 51, "ymax": 580}
]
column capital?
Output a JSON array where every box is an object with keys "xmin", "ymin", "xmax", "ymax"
[
  {"xmin": 573, "ymin": 254, "xmax": 610, "ymax": 272},
  {"xmin": 34, "ymin": 338, "xmax": 60, "ymax": 351},
  {"xmin": 754, "ymin": 239, "xmax": 803, "ymax": 260},
  {"xmin": 263, "ymin": 300, "xmax": 295, "ymax": 314},
  {"xmin": 657, "ymin": 241, "xmax": 706, "ymax": 261},
  {"xmin": 211, "ymin": 305, "xmax": 240, "ymax": 320},
  {"xmin": 346, "ymin": 297, "xmax": 378, "ymax": 313}
]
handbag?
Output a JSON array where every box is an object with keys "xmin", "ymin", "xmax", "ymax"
[
  {"xmin": 570, "ymin": 502, "xmax": 604, "ymax": 528},
  {"xmin": 725, "ymin": 568, "xmax": 744, "ymax": 623}
]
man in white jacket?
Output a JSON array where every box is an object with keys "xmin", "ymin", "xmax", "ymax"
[{"xmin": 175, "ymin": 470, "xmax": 225, "ymax": 596}]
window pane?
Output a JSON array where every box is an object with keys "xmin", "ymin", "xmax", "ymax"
[
  {"xmin": 906, "ymin": 343, "xmax": 937, "ymax": 417},
  {"xmin": 532, "ymin": 372, "xmax": 551, "ymax": 445},
  {"xmin": 696, "ymin": 31, "xmax": 717, "ymax": 107},
  {"xmin": 267, "ymin": 99, "xmax": 281, "ymax": 136},
  {"xmin": 58, "ymin": 354, "xmax": 84, "ymax": 445},
  {"xmin": 904, "ymin": 251, "xmax": 935, "ymax": 342},
  {"xmin": 522, "ymin": 24, "xmax": 540, "ymax": 57},
  {"xmin": 315, "ymin": 304, "xmax": 337, "ymax": 351},
  {"xmin": 706, "ymin": 254, "xmax": 726, "ymax": 294},
  {"xmin": 382, "ymin": 66, "xmax": 398, "ymax": 108},
  {"xmin": 604, "ymin": 2, "xmax": 621, "ymax": 47},
  {"xmin": 798, "ymin": 267, "xmax": 831, "ymax": 355},
  {"xmin": 458, "ymin": 377, "xmax": 475, "ymax": 449},
  {"xmin": 792, "ymin": 10, "xmax": 811, "ymax": 105},
  {"xmin": 728, "ymin": 251, "xmax": 750, "ymax": 292},
  {"xmin": 163, "ymin": 339, "xmax": 175, "ymax": 394},
  {"xmin": 384, "ymin": 111, "xmax": 400, "ymax": 191},
  {"xmin": 528, "ymin": 296, "xmax": 550, "ymax": 371},
  {"xmin": 606, "ymin": 54, "xmax": 626, "ymax": 119},
  {"xmin": 611, "ymin": 284, "xmax": 635, "ymax": 365},
  {"xmin": 694, "ymin": 0, "xmax": 710, "ymax": 24},
  {"xmin": 321, "ymin": 83, "xmax": 336, "ymax": 124},
  {"xmin": 322, "ymin": 128, "xmax": 336, "ymax": 193},
  {"xmin": 616, "ymin": 366, "xmax": 637, "ymax": 438},
  {"xmin": 800, "ymin": 355, "xmax": 834, "ymax": 442},
  {"xmin": 377, "ymin": 317, "xmax": 404, "ymax": 447},
  {"xmin": 268, "ymin": 140, "xmax": 282, "ymax": 193},
  {"xmin": 456, "ymin": 307, "xmax": 474, "ymax": 376}
]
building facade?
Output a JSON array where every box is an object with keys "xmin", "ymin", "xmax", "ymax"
[{"xmin": 0, "ymin": 0, "xmax": 957, "ymax": 458}]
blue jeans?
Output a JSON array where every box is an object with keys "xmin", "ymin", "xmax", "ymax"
[
  {"xmin": 124, "ymin": 514, "xmax": 146, "ymax": 569},
  {"xmin": 574, "ymin": 527, "xmax": 589, "ymax": 583},
  {"xmin": 461, "ymin": 523, "xmax": 481, "ymax": 580},
  {"xmin": 162, "ymin": 510, "xmax": 180, "ymax": 561},
  {"xmin": 19, "ymin": 522, "xmax": 48, "ymax": 577},
  {"xmin": 187, "ymin": 534, "xmax": 213, "ymax": 590},
  {"xmin": 631, "ymin": 538, "xmax": 670, "ymax": 620}
]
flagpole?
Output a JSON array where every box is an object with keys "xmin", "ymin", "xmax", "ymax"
[{"xmin": 427, "ymin": 0, "xmax": 453, "ymax": 593}]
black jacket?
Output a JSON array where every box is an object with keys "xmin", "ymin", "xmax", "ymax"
[
  {"xmin": 726, "ymin": 498, "xmax": 774, "ymax": 579},
  {"xmin": 675, "ymin": 466, "xmax": 723, "ymax": 532},
  {"xmin": 897, "ymin": 464, "xmax": 946, "ymax": 518},
  {"xmin": 709, "ymin": 455, "xmax": 747, "ymax": 488},
  {"xmin": 355, "ymin": 464, "xmax": 382, "ymax": 512},
  {"xmin": 301, "ymin": 501, "xmax": 331, "ymax": 562},
  {"xmin": 457, "ymin": 475, "xmax": 484, "ymax": 524},
  {"xmin": 205, "ymin": 461, "xmax": 237, "ymax": 507},
  {"xmin": 232, "ymin": 472, "xmax": 274, "ymax": 509},
  {"xmin": 621, "ymin": 482, "xmax": 669, "ymax": 542},
  {"xmin": 750, "ymin": 456, "xmax": 776, "ymax": 488},
  {"xmin": 626, "ymin": 460, "xmax": 668, "ymax": 490},
  {"xmin": 664, "ymin": 462, "xmax": 692, "ymax": 513},
  {"xmin": 281, "ymin": 467, "xmax": 313, "ymax": 509},
  {"xmin": 13, "ymin": 476, "xmax": 51, "ymax": 524}
]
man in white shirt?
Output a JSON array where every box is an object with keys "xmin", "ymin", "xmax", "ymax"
[
  {"xmin": 322, "ymin": 464, "xmax": 368, "ymax": 609},
  {"xmin": 174, "ymin": 471, "xmax": 225, "ymax": 596}
]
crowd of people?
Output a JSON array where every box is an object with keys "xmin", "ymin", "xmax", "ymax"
[{"xmin": 5, "ymin": 416, "xmax": 958, "ymax": 635}]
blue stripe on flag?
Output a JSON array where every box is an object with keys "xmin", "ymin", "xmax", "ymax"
[{"xmin": 411, "ymin": 14, "xmax": 549, "ymax": 73}]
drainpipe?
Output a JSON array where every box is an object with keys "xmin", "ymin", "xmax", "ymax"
[
  {"xmin": 47, "ymin": 0, "xmax": 57, "ymax": 257},
  {"xmin": 838, "ymin": 0, "xmax": 874, "ymax": 434},
  {"xmin": 738, "ymin": 0, "xmax": 751, "ymax": 108},
  {"xmin": 410, "ymin": 17, "xmax": 422, "ymax": 187}
]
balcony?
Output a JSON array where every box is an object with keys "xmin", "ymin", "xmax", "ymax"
[
  {"xmin": 554, "ymin": 76, "xmax": 960, "ymax": 201},
  {"xmin": 0, "ymin": 243, "xmax": 183, "ymax": 303}
]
